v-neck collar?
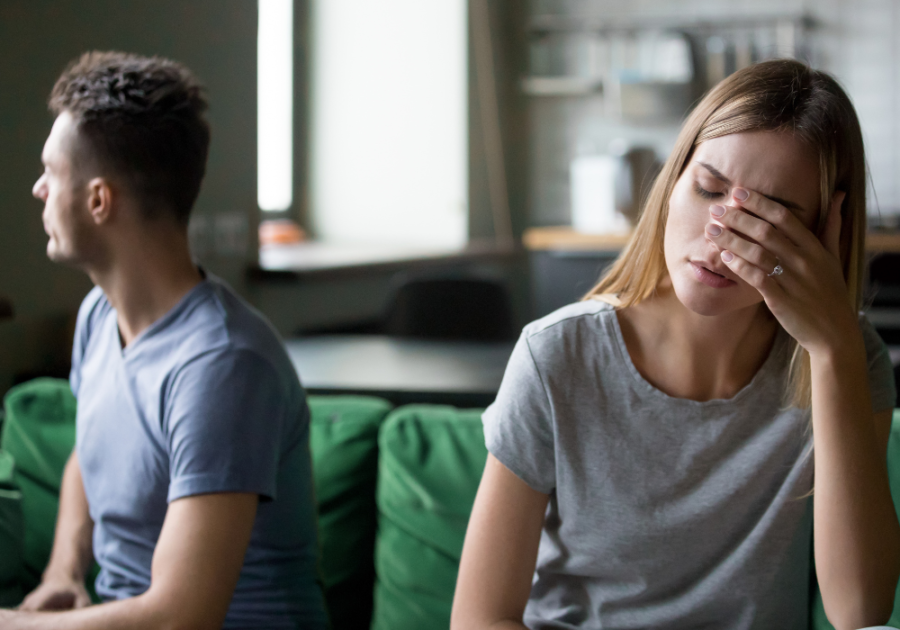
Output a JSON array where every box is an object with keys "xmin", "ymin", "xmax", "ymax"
[{"xmin": 118, "ymin": 272, "xmax": 210, "ymax": 358}]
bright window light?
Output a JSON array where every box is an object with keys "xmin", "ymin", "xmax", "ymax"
[
  {"xmin": 310, "ymin": 0, "xmax": 468, "ymax": 247},
  {"xmin": 258, "ymin": 0, "xmax": 293, "ymax": 211}
]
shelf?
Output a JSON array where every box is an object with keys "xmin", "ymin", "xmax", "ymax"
[
  {"xmin": 528, "ymin": 13, "xmax": 813, "ymax": 34},
  {"xmin": 520, "ymin": 76, "xmax": 604, "ymax": 96}
]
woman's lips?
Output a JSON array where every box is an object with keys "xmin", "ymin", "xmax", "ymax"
[{"xmin": 690, "ymin": 261, "xmax": 736, "ymax": 288}]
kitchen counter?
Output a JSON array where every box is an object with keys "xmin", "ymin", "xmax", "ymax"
[{"xmin": 524, "ymin": 226, "xmax": 900, "ymax": 254}]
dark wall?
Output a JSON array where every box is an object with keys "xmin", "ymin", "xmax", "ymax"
[{"xmin": 0, "ymin": 0, "xmax": 258, "ymax": 393}]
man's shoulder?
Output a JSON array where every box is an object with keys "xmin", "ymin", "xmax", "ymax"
[
  {"xmin": 71, "ymin": 285, "xmax": 114, "ymax": 390},
  {"xmin": 170, "ymin": 276, "xmax": 299, "ymax": 395},
  {"xmin": 75, "ymin": 284, "xmax": 113, "ymax": 336},
  {"xmin": 159, "ymin": 283, "xmax": 305, "ymax": 438},
  {"xmin": 199, "ymin": 275, "xmax": 291, "ymax": 370}
]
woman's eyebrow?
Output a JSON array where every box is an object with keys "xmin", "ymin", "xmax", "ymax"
[
  {"xmin": 696, "ymin": 160, "xmax": 807, "ymax": 214},
  {"xmin": 697, "ymin": 161, "xmax": 732, "ymax": 184}
]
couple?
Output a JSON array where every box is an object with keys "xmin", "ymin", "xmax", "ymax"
[{"xmin": 3, "ymin": 51, "xmax": 897, "ymax": 630}]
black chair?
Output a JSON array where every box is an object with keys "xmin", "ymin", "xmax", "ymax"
[{"xmin": 383, "ymin": 277, "xmax": 515, "ymax": 342}]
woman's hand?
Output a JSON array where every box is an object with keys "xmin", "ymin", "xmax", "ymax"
[{"xmin": 704, "ymin": 186, "xmax": 858, "ymax": 357}]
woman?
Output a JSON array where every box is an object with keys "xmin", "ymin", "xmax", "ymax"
[{"xmin": 451, "ymin": 59, "xmax": 900, "ymax": 630}]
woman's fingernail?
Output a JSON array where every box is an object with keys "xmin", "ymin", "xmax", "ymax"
[
  {"xmin": 706, "ymin": 224, "xmax": 722, "ymax": 236},
  {"xmin": 710, "ymin": 204, "xmax": 726, "ymax": 217},
  {"xmin": 733, "ymin": 188, "xmax": 749, "ymax": 201},
  {"xmin": 721, "ymin": 250, "xmax": 734, "ymax": 262}
]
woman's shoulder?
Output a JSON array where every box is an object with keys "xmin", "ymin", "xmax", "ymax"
[{"xmin": 521, "ymin": 297, "xmax": 620, "ymax": 355}]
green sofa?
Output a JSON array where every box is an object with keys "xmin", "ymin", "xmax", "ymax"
[
  {"xmin": 1, "ymin": 378, "xmax": 899, "ymax": 629},
  {"xmin": 0, "ymin": 379, "xmax": 489, "ymax": 629}
]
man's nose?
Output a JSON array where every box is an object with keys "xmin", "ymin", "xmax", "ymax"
[{"xmin": 32, "ymin": 174, "xmax": 46, "ymax": 201}]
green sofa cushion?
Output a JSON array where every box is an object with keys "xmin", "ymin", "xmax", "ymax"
[
  {"xmin": 372, "ymin": 405, "xmax": 488, "ymax": 630},
  {"xmin": 811, "ymin": 409, "xmax": 900, "ymax": 629},
  {"xmin": 1, "ymin": 378, "xmax": 77, "ymax": 591},
  {"xmin": 0, "ymin": 449, "xmax": 24, "ymax": 607},
  {"xmin": 308, "ymin": 395, "xmax": 392, "ymax": 630}
]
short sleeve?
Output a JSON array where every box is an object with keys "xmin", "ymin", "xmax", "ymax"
[
  {"xmin": 482, "ymin": 331, "xmax": 556, "ymax": 494},
  {"xmin": 164, "ymin": 349, "xmax": 292, "ymax": 503},
  {"xmin": 859, "ymin": 314, "xmax": 897, "ymax": 413}
]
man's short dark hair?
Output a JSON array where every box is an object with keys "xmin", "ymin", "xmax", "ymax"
[{"xmin": 49, "ymin": 51, "xmax": 210, "ymax": 225}]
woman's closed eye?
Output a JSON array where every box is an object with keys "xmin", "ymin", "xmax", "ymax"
[{"xmin": 693, "ymin": 182, "xmax": 725, "ymax": 200}]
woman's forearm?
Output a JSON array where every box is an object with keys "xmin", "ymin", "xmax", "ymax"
[{"xmin": 811, "ymin": 337, "xmax": 900, "ymax": 630}]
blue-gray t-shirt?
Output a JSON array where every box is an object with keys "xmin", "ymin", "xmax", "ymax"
[{"xmin": 70, "ymin": 273, "xmax": 327, "ymax": 629}]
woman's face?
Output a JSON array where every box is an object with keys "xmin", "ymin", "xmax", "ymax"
[{"xmin": 664, "ymin": 130, "xmax": 821, "ymax": 317}]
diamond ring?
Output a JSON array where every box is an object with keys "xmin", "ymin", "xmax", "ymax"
[{"xmin": 768, "ymin": 264, "xmax": 784, "ymax": 278}]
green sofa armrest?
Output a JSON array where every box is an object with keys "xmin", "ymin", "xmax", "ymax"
[
  {"xmin": 2, "ymin": 378, "xmax": 77, "ymax": 592},
  {"xmin": 0, "ymin": 449, "xmax": 23, "ymax": 607},
  {"xmin": 1, "ymin": 378, "xmax": 101, "ymax": 603}
]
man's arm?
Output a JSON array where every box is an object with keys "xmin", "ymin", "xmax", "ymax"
[
  {"xmin": 1, "ymin": 492, "xmax": 258, "ymax": 630},
  {"xmin": 20, "ymin": 452, "xmax": 94, "ymax": 611}
]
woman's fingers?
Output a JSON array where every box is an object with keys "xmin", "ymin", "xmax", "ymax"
[
  {"xmin": 705, "ymin": 221, "xmax": 779, "ymax": 273},
  {"xmin": 719, "ymin": 249, "xmax": 784, "ymax": 297},
  {"xmin": 730, "ymin": 187, "xmax": 818, "ymax": 248},
  {"xmin": 708, "ymin": 203, "xmax": 798, "ymax": 264}
]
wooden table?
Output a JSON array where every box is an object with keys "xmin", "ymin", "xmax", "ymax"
[{"xmin": 285, "ymin": 335, "xmax": 514, "ymax": 407}]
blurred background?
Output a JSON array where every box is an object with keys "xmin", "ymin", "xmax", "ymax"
[{"xmin": 1, "ymin": 0, "xmax": 898, "ymax": 399}]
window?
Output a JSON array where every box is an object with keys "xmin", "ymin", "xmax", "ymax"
[
  {"xmin": 308, "ymin": 0, "xmax": 468, "ymax": 248},
  {"xmin": 257, "ymin": 0, "xmax": 294, "ymax": 212}
]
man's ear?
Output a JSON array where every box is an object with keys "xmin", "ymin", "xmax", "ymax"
[{"xmin": 87, "ymin": 177, "xmax": 114, "ymax": 225}]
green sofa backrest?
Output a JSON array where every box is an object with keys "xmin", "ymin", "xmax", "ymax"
[
  {"xmin": 372, "ymin": 405, "xmax": 488, "ymax": 630},
  {"xmin": 308, "ymin": 395, "xmax": 393, "ymax": 630}
]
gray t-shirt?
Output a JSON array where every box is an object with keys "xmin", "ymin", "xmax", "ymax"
[{"xmin": 483, "ymin": 300, "xmax": 896, "ymax": 630}]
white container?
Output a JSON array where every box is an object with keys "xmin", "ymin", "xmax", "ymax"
[{"xmin": 570, "ymin": 155, "xmax": 631, "ymax": 235}]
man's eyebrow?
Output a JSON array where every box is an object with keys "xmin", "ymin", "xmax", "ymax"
[{"xmin": 696, "ymin": 160, "xmax": 807, "ymax": 214}]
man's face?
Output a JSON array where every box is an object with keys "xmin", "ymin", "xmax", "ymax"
[{"xmin": 32, "ymin": 111, "xmax": 99, "ymax": 266}]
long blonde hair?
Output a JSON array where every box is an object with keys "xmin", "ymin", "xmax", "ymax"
[{"xmin": 584, "ymin": 59, "xmax": 868, "ymax": 408}]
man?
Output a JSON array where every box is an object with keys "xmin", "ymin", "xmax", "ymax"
[{"xmin": 0, "ymin": 51, "xmax": 327, "ymax": 629}]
